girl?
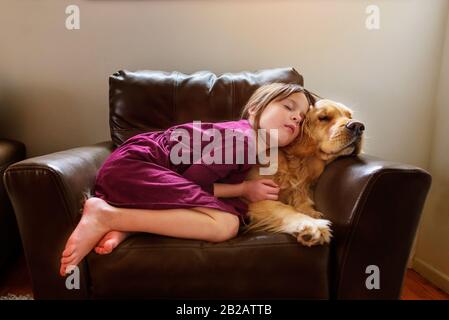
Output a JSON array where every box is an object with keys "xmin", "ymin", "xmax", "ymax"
[{"xmin": 60, "ymin": 82, "xmax": 314, "ymax": 276}]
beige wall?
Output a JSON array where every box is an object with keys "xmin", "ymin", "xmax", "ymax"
[
  {"xmin": 413, "ymin": 8, "xmax": 449, "ymax": 294},
  {"xmin": 0, "ymin": 0, "xmax": 448, "ymax": 291},
  {"xmin": 0, "ymin": 0, "xmax": 447, "ymax": 166}
]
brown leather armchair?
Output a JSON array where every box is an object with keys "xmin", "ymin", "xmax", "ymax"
[
  {"xmin": 0, "ymin": 138, "xmax": 26, "ymax": 272},
  {"xmin": 3, "ymin": 68, "xmax": 431, "ymax": 299}
]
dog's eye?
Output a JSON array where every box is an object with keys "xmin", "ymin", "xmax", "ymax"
[{"xmin": 318, "ymin": 115, "xmax": 330, "ymax": 121}]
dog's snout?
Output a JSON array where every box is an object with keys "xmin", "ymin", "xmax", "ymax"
[{"xmin": 345, "ymin": 120, "xmax": 365, "ymax": 135}]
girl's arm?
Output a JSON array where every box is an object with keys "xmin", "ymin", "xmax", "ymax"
[
  {"xmin": 213, "ymin": 179, "xmax": 280, "ymax": 202},
  {"xmin": 213, "ymin": 182, "xmax": 245, "ymax": 198}
]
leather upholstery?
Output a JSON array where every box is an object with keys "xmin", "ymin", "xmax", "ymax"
[
  {"xmin": 87, "ymin": 232, "xmax": 329, "ymax": 299},
  {"xmin": 3, "ymin": 142, "xmax": 113, "ymax": 299},
  {"xmin": 315, "ymin": 155, "xmax": 431, "ymax": 299},
  {"xmin": 109, "ymin": 68, "xmax": 303, "ymax": 146},
  {"xmin": 3, "ymin": 68, "xmax": 431, "ymax": 299},
  {"xmin": 0, "ymin": 138, "xmax": 26, "ymax": 271}
]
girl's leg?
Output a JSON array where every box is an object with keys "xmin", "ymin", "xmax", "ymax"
[{"xmin": 60, "ymin": 197, "xmax": 239, "ymax": 276}]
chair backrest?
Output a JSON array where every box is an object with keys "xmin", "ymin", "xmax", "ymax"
[{"xmin": 109, "ymin": 67, "xmax": 304, "ymax": 147}]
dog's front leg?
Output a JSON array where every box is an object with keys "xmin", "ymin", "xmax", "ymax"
[
  {"xmin": 283, "ymin": 184, "xmax": 324, "ymax": 219},
  {"xmin": 246, "ymin": 200, "xmax": 332, "ymax": 246},
  {"xmin": 290, "ymin": 195, "xmax": 324, "ymax": 219},
  {"xmin": 294, "ymin": 203, "xmax": 324, "ymax": 219}
]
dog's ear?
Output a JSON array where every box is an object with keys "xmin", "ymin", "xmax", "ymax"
[
  {"xmin": 301, "ymin": 106, "xmax": 316, "ymax": 138},
  {"xmin": 284, "ymin": 114, "xmax": 317, "ymax": 157}
]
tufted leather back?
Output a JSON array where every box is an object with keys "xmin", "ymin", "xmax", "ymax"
[{"xmin": 108, "ymin": 67, "xmax": 304, "ymax": 147}]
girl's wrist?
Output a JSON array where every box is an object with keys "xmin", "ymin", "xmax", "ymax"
[{"xmin": 240, "ymin": 181, "xmax": 248, "ymax": 198}]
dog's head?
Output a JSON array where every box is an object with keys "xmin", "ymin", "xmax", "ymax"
[{"xmin": 285, "ymin": 99, "xmax": 364, "ymax": 162}]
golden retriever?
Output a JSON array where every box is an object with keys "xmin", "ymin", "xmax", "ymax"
[{"xmin": 242, "ymin": 99, "xmax": 364, "ymax": 246}]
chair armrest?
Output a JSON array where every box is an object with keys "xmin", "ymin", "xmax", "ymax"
[
  {"xmin": 3, "ymin": 141, "xmax": 114, "ymax": 299},
  {"xmin": 314, "ymin": 154, "xmax": 431, "ymax": 299}
]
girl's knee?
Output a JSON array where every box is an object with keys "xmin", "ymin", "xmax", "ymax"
[
  {"xmin": 192, "ymin": 207, "xmax": 240, "ymax": 242},
  {"xmin": 212, "ymin": 213, "xmax": 239, "ymax": 242}
]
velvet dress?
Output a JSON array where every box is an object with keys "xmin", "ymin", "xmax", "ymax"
[{"xmin": 93, "ymin": 119, "xmax": 256, "ymax": 225}]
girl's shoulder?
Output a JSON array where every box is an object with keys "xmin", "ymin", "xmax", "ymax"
[
  {"xmin": 209, "ymin": 119, "xmax": 254, "ymax": 135},
  {"xmin": 165, "ymin": 119, "xmax": 257, "ymax": 167},
  {"xmin": 167, "ymin": 119, "xmax": 253, "ymax": 135}
]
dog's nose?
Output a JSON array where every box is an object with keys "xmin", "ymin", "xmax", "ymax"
[{"xmin": 345, "ymin": 120, "xmax": 365, "ymax": 135}]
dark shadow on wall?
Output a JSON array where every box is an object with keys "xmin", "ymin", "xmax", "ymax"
[{"xmin": 0, "ymin": 82, "xmax": 108, "ymax": 158}]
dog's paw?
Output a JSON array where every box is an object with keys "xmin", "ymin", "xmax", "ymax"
[{"xmin": 296, "ymin": 218, "xmax": 332, "ymax": 247}]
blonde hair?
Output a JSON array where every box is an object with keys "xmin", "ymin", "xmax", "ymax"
[{"xmin": 240, "ymin": 82, "xmax": 318, "ymax": 130}]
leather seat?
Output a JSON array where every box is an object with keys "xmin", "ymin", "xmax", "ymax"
[{"xmin": 87, "ymin": 232, "xmax": 330, "ymax": 299}]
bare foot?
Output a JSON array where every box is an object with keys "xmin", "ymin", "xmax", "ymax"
[
  {"xmin": 59, "ymin": 197, "xmax": 112, "ymax": 276},
  {"xmin": 94, "ymin": 231, "xmax": 131, "ymax": 255}
]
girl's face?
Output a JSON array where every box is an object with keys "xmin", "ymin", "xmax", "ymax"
[{"xmin": 249, "ymin": 92, "xmax": 310, "ymax": 147}]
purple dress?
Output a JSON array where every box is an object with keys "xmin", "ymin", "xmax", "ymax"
[{"xmin": 94, "ymin": 119, "xmax": 255, "ymax": 225}]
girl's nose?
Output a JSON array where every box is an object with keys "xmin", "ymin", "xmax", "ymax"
[{"xmin": 291, "ymin": 114, "xmax": 301, "ymax": 123}]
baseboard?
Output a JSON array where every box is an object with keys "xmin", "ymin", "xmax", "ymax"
[{"xmin": 412, "ymin": 258, "xmax": 449, "ymax": 294}]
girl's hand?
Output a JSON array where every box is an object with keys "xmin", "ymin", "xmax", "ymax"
[{"xmin": 242, "ymin": 179, "xmax": 280, "ymax": 202}]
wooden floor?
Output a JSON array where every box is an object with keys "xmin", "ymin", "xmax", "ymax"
[
  {"xmin": 1, "ymin": 253, "xmax": 448, "ymax": 300},
  {"xmin": 401, "ymin": 268, "xmax": 449, "ymax": 300},
  {"xmin": 0, "ymin": 253, "xmax": 32, "ymax": 297}
]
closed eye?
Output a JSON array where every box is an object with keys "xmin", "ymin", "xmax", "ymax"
[
  {"xmin": 284, "ymin": 105, "xmax": 292, "ymax": 111},
  {"xmin": 318, "ymin": 115, "xmax": 330, "ymax": 121}
]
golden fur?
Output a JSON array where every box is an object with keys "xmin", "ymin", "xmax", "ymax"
[{"xmin": 242, "ymin": 99, "xmax": 364, "ymax": 246}]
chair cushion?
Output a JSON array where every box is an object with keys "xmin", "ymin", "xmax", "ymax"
[{"xmin": 87, "ymin": 231, "xmax": 329, "ymax": 299}]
